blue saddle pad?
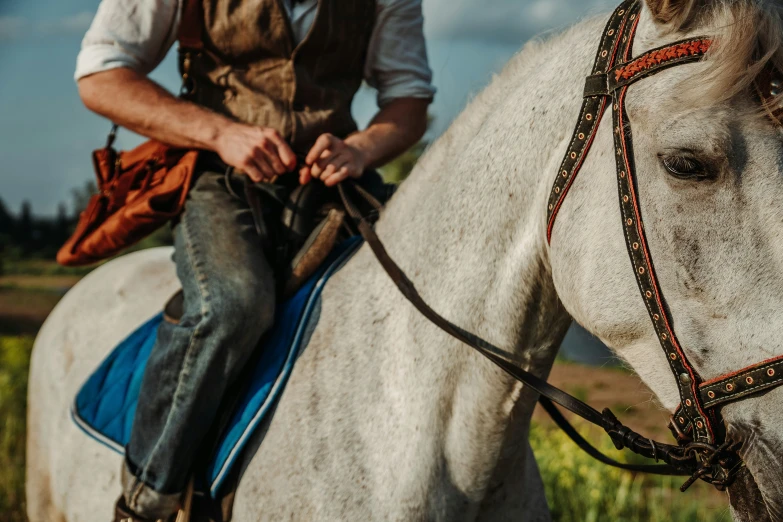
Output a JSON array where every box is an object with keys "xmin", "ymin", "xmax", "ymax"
[{"xmin": 71, "ymin": 237, "xmax": 361, "ymax": 497}]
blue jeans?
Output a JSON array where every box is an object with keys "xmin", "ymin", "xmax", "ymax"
[{"xmin": 122, "ymin": 168, "xmax": 276, "ymax": 518}]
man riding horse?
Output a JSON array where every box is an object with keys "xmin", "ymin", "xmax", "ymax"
[{"xmin": 75, "ymin": 0, "xmax": 434, "ymax": 519}]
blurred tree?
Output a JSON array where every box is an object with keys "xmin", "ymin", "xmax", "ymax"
[
  {"xmin": 71, "ymin": 180, "xmax": 98, "ymax": 218},
  {"xmin": 17, "ymin": 201, "xmax": 33, "ymax": 254},
  {"xmin": 0, "ymin": 200, "xmax": 12, "ymax": 276},
  {"xmin": 56, "ymin": 203, "xmax": 70, "ymax": 243}
]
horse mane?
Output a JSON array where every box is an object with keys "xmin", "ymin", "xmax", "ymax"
[{"xmin": 660, "ymin": 0, "xmax": 783, "ymax": 106}]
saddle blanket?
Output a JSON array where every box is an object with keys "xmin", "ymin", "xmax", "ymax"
[{"xmin": 71, "ymin": 237, "xmax": 362, "ymax": 498}]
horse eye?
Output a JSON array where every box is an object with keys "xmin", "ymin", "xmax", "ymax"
[{"xmin": 660, "ymin": 155, "xmax": 710, "ymax": 180}]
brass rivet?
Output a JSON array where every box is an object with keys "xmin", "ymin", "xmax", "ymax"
[
  {"xmin": 639, "ymin": 267, "xmax": 645, "ymax": 275},
  {"xmin": 570, "ymin": 152, "xmax": 577, "ymax": 159},
  {"xmin": 619, "ymin": 9, "xmax": 625, "ymax": 15},
  {"xmin": 626, "ymin": 218, "xmax": 633, "ymax": 226},
  {"xmin": 586, "ymin": 114, "xmax": 593, "ymax": 121},
  {"xmin": 726, "ymin": 383, "xmax": 734, "ymax": 392},
  {"xmin": 549, "ymin": 204, "xmax": 554, "ymax": 210},
  {"xmin": 680, "ymin": 373, "xmax": 691, "ymax": 385},
  {"xmin": 613, "ymin": 104, "xmax": 618, "ymax": 111},
  {"xmin": 562, "ymin": 170, "xmax": 568, "ymax": 177},
  {"xmin": 660, "ymin": 332, "xmax": 667, "ymax": 340},
  {"xmin": 633, "ymin": 242, "xmax": 639, "ymax": 250},
  {"xmin": 669, "ymin": 353, "xmax": 677, "ymax": 360},
  {"xmin": 623, "ymin": 195, "xmax": 629, "ymax": 203},
  {"xmin": 645, "ymin": 291, "xmax": 652, "ymax": 298},
  {"xmin": 630, "ymin": 13, "xmax": 636, "ymax": 19},
  {"xmin": 696, "ymin": 421, "xmax": 704, "ymax": 429},
  {"xmin": 708, "ymin": 391, "xmax": 715, "ymax": 399},
  {"xmin": 679, "ymin": 416, "xmax": 685, "ymax": 424},
  {"xmin": 746, "ymin": 376, "xmax": 754, "ymax": 385},
  {"xmin": 555, "ymin": 187, "xmax": 560, "ymax": 194},
  {"xmin": 608, "ymin": 29, "xmax": 615, "ymax": 36},
  {"xmin": 601, "ymin": 50, "xmax": 608, "ymax": 58},
  {"xmin": 653, "ymin": 314, "xmax": 660, "ymax": 321},
  {"xmin": 685, "ymin": 399, "xmax": 692, "ymax": 407},
  {"xmin": 620, "ymin": 171, "xmax": 626, "ymax": 178},
  {"xmin": 768, "ymin": 369, "xmax": 776, "ymax": 377},
  {"xmin": 578, "ymin": 133, "xmax": 585, "ymax": 140}
]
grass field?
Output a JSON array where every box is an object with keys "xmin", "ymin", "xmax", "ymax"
[{"xmin": 0, "ymin": 261, "xmax": 729, "ymax": 521}]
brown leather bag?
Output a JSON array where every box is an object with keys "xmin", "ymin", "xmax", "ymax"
[
  {"xmin": 57, "ymin": 138, "xmax": 199, "ymax": 266},
  {"xmin": 57, "ymin": 0, "xmax": 204, "ymax": 266}
]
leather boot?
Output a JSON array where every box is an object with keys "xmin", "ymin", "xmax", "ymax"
[{"xmin": 113, "ymin": 495, "xmax": 179, "ymax": 522}]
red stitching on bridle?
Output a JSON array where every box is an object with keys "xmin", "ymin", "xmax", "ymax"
[
  {"xmin": 545, "ymin": 12, "xmax": 634, "ymax": 242},
  {"xmin": 615, "ymin": 39, "xmax": 712, "ymax": 82},
  {"xmin": 616, "ymin": 85, "xmax": 716, "ymax": 442},
  {"xmin": 700, "ymin": 354, "xmax": 783, "ymax": 388},
  {"xmin": 545, "ymin": 99, "xmax": 608, "ymax": 242}
]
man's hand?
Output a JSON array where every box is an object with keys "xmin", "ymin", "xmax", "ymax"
[
  {"xmin": 78, "ymin": 68, "xmax": 300, "ymax": 183},
  {"xmin": 216, "ymin": 123, "xmax": 297, "ymax": 182},
  {"xmin": 300, "ymin": 133, "xmax": 368, "ymax": 187}
]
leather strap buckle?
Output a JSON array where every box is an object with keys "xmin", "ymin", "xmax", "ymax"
[{"xmin": 584, "ymin": 73, "xmax": 610, "ymax": 97}]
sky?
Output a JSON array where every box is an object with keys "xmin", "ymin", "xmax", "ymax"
[{"xmin": 0, "ymin": 0, "xmax": 618, "ymax": 217}]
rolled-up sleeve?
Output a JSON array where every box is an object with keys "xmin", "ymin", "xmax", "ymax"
[
  {"xmin": 365, "ymin": 0, "xmax": 436, "ymax": 108},
  {"xmin": 75, "ymin": 0, "xmax": 180, "ymax": 81}
]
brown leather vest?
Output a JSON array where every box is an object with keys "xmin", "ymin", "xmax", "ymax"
[{"xmin": 185, "ymin": 0, "xmax": 376, "ymax": 153}]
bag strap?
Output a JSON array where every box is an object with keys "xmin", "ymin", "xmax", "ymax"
[
  {"xmin": 178, "ymin": 0, "xmax": 204, "ymax": 51},
  {"xmin": 103, "ymin": 0, "xmax": 204, "ymax": 148},
  {"xmin": 178, "ymin": 0, "xmax": 204, "ymax": 96}
]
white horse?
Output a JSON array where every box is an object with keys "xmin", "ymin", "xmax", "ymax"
[{"xmin": 27, "ymin": 0, "xmax": 783, "ymax": 520}]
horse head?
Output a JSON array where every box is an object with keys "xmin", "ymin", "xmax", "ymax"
[{"xmin": 549, "ymin": 1, "xmax": 783, "ymax": 519}]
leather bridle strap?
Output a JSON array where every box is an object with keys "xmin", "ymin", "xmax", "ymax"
[
  {"xmin": 548, "ymin": 0, "xmax": 783, "ymax": 452},
  {"xmin": 339, "ymin": 0, "xmax": 783, "ymax": 491},
  {"xmin": 699, "ymin": 354, "xmax": 783, "ymax": 409},
  {"xmin": 546, "ymin": 0, "xmax": 724, "ymax": 444},
  {"xmin": 546, "ymin": 0, "xmax": 637, "ymax": 242},
  {"xmin": 338, "ymin": 181, "xmax": 692, "ymax": 477}
]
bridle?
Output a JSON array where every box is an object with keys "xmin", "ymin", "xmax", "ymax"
[{"xmin": 340, "ymin": 0, "xmax": 783, "ymax": 493}]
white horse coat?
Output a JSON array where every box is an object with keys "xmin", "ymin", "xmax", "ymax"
[{"xmin": 28, "ymin": 1, "xmax": 783, "ymax": 520}]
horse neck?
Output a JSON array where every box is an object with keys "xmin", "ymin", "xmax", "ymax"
[{"xmin": 358, "ymin": 17, "xmax": 606, "ymax": 498}]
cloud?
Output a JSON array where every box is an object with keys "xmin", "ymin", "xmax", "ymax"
[
  {"xmin": 0, "ymin": 11, "xmax": 93, "ymax": 41},
  {"xmin": 423, "ymin": 0, "xmax": 618, "ymax": 44}
]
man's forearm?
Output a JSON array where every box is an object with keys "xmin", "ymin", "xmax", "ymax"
[
  {"xmin": 78, "ymin": 67, "xmax": 231, "ymax": 150},
  {"xmin": 345, "ymin": 97, "xmax": 429, "ymax": 169},
  {"xmin": 78, "ymin": 67, "xmax": 299, "ymax": 180}
]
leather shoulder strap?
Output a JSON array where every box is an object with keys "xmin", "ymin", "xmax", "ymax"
[{"xmin": 178, "ymin": 0, "xmax": 204, "ymax": 51}]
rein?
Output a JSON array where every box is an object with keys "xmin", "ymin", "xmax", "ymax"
[{"xmin": 340, "ymin": 0, "xmax": 783, "ymax": 493}]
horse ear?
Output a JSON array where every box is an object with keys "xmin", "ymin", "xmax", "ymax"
[{"xmin": 645, "ymin": 0, "xmax": 697, "ymax": 24}]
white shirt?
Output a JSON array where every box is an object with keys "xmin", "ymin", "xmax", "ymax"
[{"xmin": 75, "ymin": 0, "xmax": 436, "ymax": 107}]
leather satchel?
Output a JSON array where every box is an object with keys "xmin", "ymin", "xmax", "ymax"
[
  {"xmin": 57, "ymin": 0, "xmax": 204, "ymax": 267},
  {"xmin": 57, "ymin": 138, "xmax": 199, "ymax": 266}
]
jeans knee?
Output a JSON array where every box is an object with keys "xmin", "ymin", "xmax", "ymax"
[{"xmin": 208, "ymin": 279, "xmax": 274, "ymax": 348}]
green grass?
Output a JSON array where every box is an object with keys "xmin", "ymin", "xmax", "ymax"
[
  {"xmin": 530, "ymin": 421, "xmax": 731, "ymax": 522},
  {"xmin": 0, "ymin": 336, "xmax": 32, "ymax": 522}
]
